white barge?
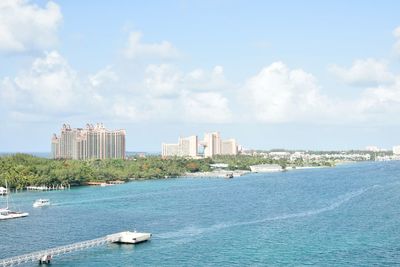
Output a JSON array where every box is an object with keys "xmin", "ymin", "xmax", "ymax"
[{"xmin": 116, "ymin": 231, "xmax": 152, "ymax": 244}]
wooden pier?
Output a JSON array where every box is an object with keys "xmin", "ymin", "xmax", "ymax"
[
  {"xmin": 0, "ymin": 231, "xmax": 151, "ymax": 266},
  {"xmin": 26, "ymin": 184, "xmax": 70, "ymax": 191}
]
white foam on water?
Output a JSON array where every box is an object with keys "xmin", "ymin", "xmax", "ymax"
[
  {"xmin": 53, "ymin": 185, "xmax": 222, "ymax": 207},
  {"xmin": 157, "ymin": 185, "xmax": 376, "ymax": 243}
]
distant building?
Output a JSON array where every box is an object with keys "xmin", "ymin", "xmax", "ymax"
[
  {"xmin": 179, "ymin": 135, "xmax": 198, "ymax": 157},
  {"xmin": 249, "ymin": 164, "xmax": 283, "ymax": 173},
  {"xmin": 203, "ymin": 132, "xmax": 221, "ymax": 157},
  {"xmin": 221, "ymin": 139, "xmax": 238, "ymax": 155},
  {"xmin": 161, "ymin": 143, "xmax": 180, "ymax": 157},
  {"xmin": 393, "ymin": 145, "xmax": 400, "ymax": 155},
  {"xmin": 365, "ymin": 146, "xmax": 380, "ymax": 152},
  {"xmin": 201, "ymin": 132, "xmax": 239, "ymax": 157},
  {"xmin": 162, "ymin": 132, "xmax": 239, "ymax": 158},
  {"xmin": 52, "ymin": 123, "xmax": 126, "ymax": 160},
  {"xmin": 162, "ymin": 135, "xmax": 198, "ymax": 157}
]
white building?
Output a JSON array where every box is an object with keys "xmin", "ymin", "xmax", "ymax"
[
  {"xmin": 179, "ymin": 135, "xmax": 198, "ymax": 157},
  {"xmin": 221, "ymin": 139, "xmax": 238, "ymax": 155},
  {"xmin": 162, "ymin": 132, "xmax": 239, "ymax": 158},
  {"xmin": 161, "ymin": 143, "xmax": 180, "ymax": 157},
  {"xmin": 52, "ymin": 123, "xmax": 126, "ymax": 160},
  {"xmin": 203, "ymin": 132, "xmax": 221, "ymax": 158},
  {"xmin": 393, "ymin": 145, "xmax": 400, "ymax": 155},
  {"xmin": 249, "ymin": 164, "xmax": 283, "ymax": 173},
  {"xmin": 162, "ymin": 135, "xmax": 198, "ymax": 157},
  {"xmin": 365, "ymin": 146, "xmax": 380, "ymax": 152},
  {"xmin": 202, "ymin": 132, "xmax": 238, "ymax": 157}
]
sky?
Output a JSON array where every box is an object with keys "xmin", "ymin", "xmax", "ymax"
[{"xmin": 1, "ymin": 0, "xmax": 400, "ymax": 152}]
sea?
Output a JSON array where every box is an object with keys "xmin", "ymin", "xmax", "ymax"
[{"xmin": 1, "ymin": 161, "xmax": 400, "ymax": 266}]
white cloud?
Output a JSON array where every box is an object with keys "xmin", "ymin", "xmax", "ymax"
[
  {"xmin": 213, "ymin": 65, "xmax": 224, "ymax": 76},
  {"xmin": 241, "ymin": 61, "xmax": 400, "ymax": 125},
  {"xmin": 111, "ymin": 95, "xmax": 185, "ymax": 123},
  {"xmin": 181, "ymin": 91, "xmax": 232, "ymax": 123},
  {"xmin": 0, "ymin": 77, "xmax": 18, "ymax": 105},
  {"xmin": 139, "ymin": 64, "xmax": 232, "ymax": 122},
  {"xmin": 144, "ymin": 64, "xmax": 182, "ymax": 97},
  {"xmin": 3, "ymin": 49, "xmax": 400, "ymax": 127},
  {"xmin": 0, "ymin": 0, "xmax": 62, "ymax": 53},
  {"xmin": 241, "ymin": 62, "xmax": 330, "ymax": 123},
  {"xmin": 139, "ymin": 63, "xmax": 232, "ymax": 122},
  {"xmin": 0, "ymin": 52, "xmax": 233, "ymax": 123},
  {"xmin": 356, "ymin": 77, "xmax": 400, "ymax": 121},
  {"xmin": 184, "ymin": 65, "xmax": 230, "ymax": 92},
  {"xmin": 112, "ymin": 98, "xmax": 143, "ymax": 121},
  {"xmin": 123, "ymin": 31, "xmax": 180, "ymax": 60},
  {"xmin": 0, "ymin": 51, "xmax": 91, "ymax": 117},
  {"xmin": 329, "ymin": 58, "xmax": 394, "ymax": 86},
  {"xmin": 89, "ymin": 66, "xmax": 118, "ymax": 88},
  {"xmin": 393, "ymin": 26, "xmax": 400, "ymax": 55}
]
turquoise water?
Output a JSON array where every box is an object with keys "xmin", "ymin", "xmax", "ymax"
[{"xmin": 1, "ymin": 162, "xmax": 400, "ymax": 266}]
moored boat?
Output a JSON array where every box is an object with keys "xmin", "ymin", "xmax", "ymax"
[
  {"xmin": 225, "ymin": 173, "xmax": 234, "ymax": 179},
  {"xmin": 0, "ymin": 187, "xmax": 7, "ymax": 195},
  {"xmin": 0, "ymin": 208, "xmax": 29, "ymax": 220},
  {"xmin": 0, "ymin": 180, "xmax": 29, "ymax": 220},
  {"xmin": 100, "ymin": 183, "xmax": 114, "ymax": 187}
]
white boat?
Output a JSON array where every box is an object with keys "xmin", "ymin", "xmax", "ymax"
[
  {"xmin": 0, "ymin": 186, "xmax": 7, "ymax": 195},
  {"xmin": 100, "ymin": 183, "xmax": 114, "ymax": 187},
  {"xmin": 0, "ymin": 208, "xmax": 29, "ymax": 220},
  {"xmin": 0, "ymin": 181, "xmax": 29, "ymax": 220},
  {"xmin": 33, "ymin": 199, "xmax": 50, "ymax": 208}
]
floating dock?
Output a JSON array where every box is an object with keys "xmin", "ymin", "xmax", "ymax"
[
  {"xmin": 26, "ymin": 184, "xmax": 70, "ymax": 191},
  {"xmin": 0, "ymin": 231, "xmax": 151, "ymax": 266}
]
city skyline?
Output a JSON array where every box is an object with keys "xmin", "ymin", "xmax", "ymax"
[{"xmin": 2, "ymin": 1, "xmax": 400, "ymax": 152}]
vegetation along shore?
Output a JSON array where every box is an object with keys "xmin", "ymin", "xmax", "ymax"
[{"xmin": 0, "ymin": 153, "xmax": 337, "ymax": 189}]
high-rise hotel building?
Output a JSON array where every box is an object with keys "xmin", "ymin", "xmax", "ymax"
[
  {"xmin": 52, "ymin": 123, "xmax": 126, "ymax": 160},
  {"xmin": 162, "ymin": 135, "xmax": 198, "ymax": 158},
  {"xmin": 162, "ymin": 132, "xmax": 238, "ymax": 158}
]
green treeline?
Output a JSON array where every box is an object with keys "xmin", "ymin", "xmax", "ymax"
[
  {"xmin": 212, "ymin": 155, "xmax": 334, "ymax": 170},
  {"xmin": 0, "ymin": 154, "xmax": 334, "ymax": 189},
  {"xmin": 0, "ymin": 154, "xmax": 212, "ymax": 189}
]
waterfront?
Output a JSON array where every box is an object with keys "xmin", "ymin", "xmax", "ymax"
[{"xmin": 1, "ymin": 161, "xmax": 400, "ymax": 266}]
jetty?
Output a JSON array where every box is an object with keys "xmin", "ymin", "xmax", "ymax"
[
  {"xmin": 26, "ymin": 184, "xmax": 70, "ymax": 191},
  {"xmin": 0, "ymin": 231, "xmax": 151, "ymax": 266},
  {"xmin": 184, "ymin": 170, "xmax": 250, "ymax": 178}
]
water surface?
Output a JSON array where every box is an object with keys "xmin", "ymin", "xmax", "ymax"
[{"xmin": 1, "ymin": 162, "xmax": 399, "ymax": 266}]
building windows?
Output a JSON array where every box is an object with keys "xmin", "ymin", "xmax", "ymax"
[{"xmin": 51, "ymin": 123, "xmax": 126, "ymax": 160}]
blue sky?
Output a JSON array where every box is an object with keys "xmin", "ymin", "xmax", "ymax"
[{"xmin": 1, "ymin": 0, "xmax": 400, "ymax": 152}]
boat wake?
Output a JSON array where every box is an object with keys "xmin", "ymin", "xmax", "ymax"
[
  {"xmin": 158, "ymin": 185, "xmax": 377, "ymax": 243},
  {"xmin": 51, "ymin": 186, "xmax": 222, "ymax": 207}
]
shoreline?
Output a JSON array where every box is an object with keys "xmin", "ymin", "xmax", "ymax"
[
  {"xmin": 182, "ymin": 164, "xmax": 336, "ymax": 178},
  {"xmin": 4, "ymin": 161, "xmax": 367, "ymax": 192},
  {"xmin": 182, "ymin": 170, "xmax": 250, "ymax": 178}
]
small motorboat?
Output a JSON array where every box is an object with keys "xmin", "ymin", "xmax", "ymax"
[
  {"xmin": 225, "ymin": 173, "xmax": 234, "ymax": 179},
  {"xmin": 33, "ymin": 199, "xmax": 50, "ymax": 208}
]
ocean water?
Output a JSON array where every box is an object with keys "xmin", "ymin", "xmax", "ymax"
[{"xmin": 1, "ymin": 161, "xmax": 400, "ymax": 266}]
